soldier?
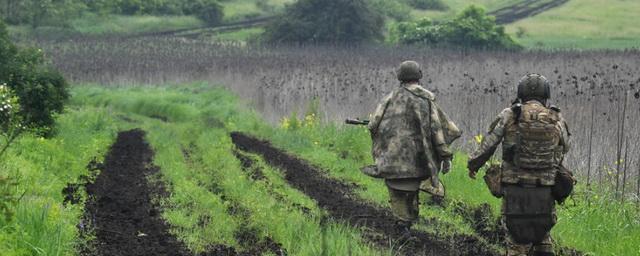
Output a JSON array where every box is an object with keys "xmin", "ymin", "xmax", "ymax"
[
  {"xmin": 467, "ymin": 74, "xmax": 571, "ymax": 256},
  {"xmin": 367, "ymin": 61, "xmax": 461, "ymax": 233}
]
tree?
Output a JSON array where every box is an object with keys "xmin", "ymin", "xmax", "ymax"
[
  {"xmin": 0, "ymin": 0, "xmax": 85, "ymax": 27},
  {"xmin": 264, "ymin": 0, "xmax": 384, "ymax": 44},
  {"xmin": 0, "ymin": 21, "xmax": 69, "ymax": 139},
  {"xmin": 183, "ymin": 0, "xmax": 224, "ymax": 26},
  {"xmin": 392, "ymin": 5, "xmax": 522, "ymax": 50}
]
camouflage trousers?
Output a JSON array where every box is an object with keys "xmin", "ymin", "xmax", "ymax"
[
  {"xmin": 502, "ymin": 195, "xmax": 557, "ymax": 256},
  {"xmin": 505, "ymin": 232, "xmax": 553, "ymax": 256},
  {"xmin": 385, "ymin": 178, "xmax": 422, "ymax": 222}
]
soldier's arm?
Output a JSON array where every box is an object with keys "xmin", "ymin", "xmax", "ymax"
[
  {"xmin": 467, "ymin": 110, "xmax": 510, "ymax": 175},
  {"xmin": 559, "ymin": 115, "xmax": 571, "ymax": 154},
  {"xmin": 367, "ymin": 92, "xmax": 394, "ymax": 134}
]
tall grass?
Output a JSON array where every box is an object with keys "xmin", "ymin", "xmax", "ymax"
[
  {"xmin": 74, "ymin": 84, "xmax": 639, "ymax": 255},
  {"xmin": 40, "ymin": 38, "xmax": 640, "ymax": 199},
  {"xmin": 0, "ymin": 107, "xmax": 119, "ymax": 255},
  {"xmin": 72, "ymin": 85, "xmax": 384, "ymax": 255}
]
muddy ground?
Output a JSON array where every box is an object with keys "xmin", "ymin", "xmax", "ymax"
[
  {"xmin": 231, "ymin": 132, "xmax": 499, "ymax": 256},
  {"xmin": 78, "ymin": 130, "xmax": 192, "ymax": 255}
]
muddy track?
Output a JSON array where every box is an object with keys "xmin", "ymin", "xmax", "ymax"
[
  {"xmin": 489, "ymin": 0, "xmax": 569, "ymax": 24},
  {"xmin": 230, "ymin": 132, "xmax": 499, "ymax": 256},
  {"xmin": 81, "ymin": 129, "xmax": 191, "ymax": 256}
]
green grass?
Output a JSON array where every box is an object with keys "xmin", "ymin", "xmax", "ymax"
[
  {"xmin": 505, "ymin": 0, "xmax": 640, "ymax": 49},
  {"xmin": 0, "ymin": 107, "xmax": 119, "ymax": 255},
  {"xmin": 4, "ymin": 83, "xmax": 639, "ymax": 255},
  {"xmin": 71, "ymin": 85, "xmax": 384, "ymax": 255},
  {"xmin": 9, "ymin": 14, "xmax": 203, "ymax": 39},
  {"xmin": 212, "ymin": 27, "xmax": 265, "ymax": 41},
  {"xmin": 221, "ymin": 0, "xmax": 294, "ymax": 21}
]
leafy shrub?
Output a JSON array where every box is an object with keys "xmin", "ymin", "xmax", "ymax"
[
  {"xmin": 392, "ymin": 5, "xmax": 522, "ymax": 50},
  {"xmin": 183, "ymin": 0, "xmax": 224, "ymax": 26},
  {"xmin": 264, "ymin": 0, "xmax": 384, "ymax": 44},
  {"xmin": 405, "ymin": 0, "xmax": 448, "ymax": 11},
  {"xmin": 368, "ymin": 0, "xmax": 412, "ymax": 21},
  {"xmin": 0, "ymin": 22, "xmax": 69, "ymax": 137}
]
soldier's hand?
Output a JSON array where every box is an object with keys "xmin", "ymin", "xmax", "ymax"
[{"xmin": 441, "ymin": 160, "xmax": 452, "ymax": 174}]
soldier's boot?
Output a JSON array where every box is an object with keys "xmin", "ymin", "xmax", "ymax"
[
  {"xmin": 531, "ymin": 235, "xmax": 554, "ymax": 256},
  {"xmin": 394, "ymin": 220, "xmax": 418, "ymax": 243},
  {"xmin": 504, "ymin": 244, "xmax": 530, "ymax": 256},
  {"xmin": 504, "ymin": 234, "xmax": 530, "ymax": 256},
  {"xmin": 394, "ymin": 220, "xmax": 413, "ymax": 234}
]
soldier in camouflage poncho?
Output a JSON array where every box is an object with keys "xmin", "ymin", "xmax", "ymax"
[
  {"xmin": 468, "ymin": 74, "xmax": 571, "ymax": 256},
  {"xmin": 368, "ymin": 61, "xmax": 461, "ymax": 232}
]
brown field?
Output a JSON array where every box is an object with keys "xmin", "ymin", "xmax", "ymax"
[{"xmin": 42, "ymin": 37, "xmax": 640, "ymax": 197}]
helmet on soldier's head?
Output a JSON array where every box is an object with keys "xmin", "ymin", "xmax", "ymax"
[
  {"xmin": 517, "ymin": 73, "xmax": 550, "ymax": 101},
  {"xmin": 397, "ymin": 61, "xmax": 423, "ymax": 82}
]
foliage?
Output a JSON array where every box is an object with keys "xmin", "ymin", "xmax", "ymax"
[
  {"xmin": 183, "ymin": 0, "xmax": 224, "ymax": 26},
  {"xmin": 392, "ymin": 5, "xmax": 521, "ymax": 49},
  {"xmin": 264, "ymin": 0, "xmax": 384, "ymax": 44},
  {"xmin": 0, "ymin": 22, "xmax": 69, "ymax": 137},
  {"xmin": 368, "ymin": 0, "xmax": 412, "ymax": 21},
  {"xmin": 0, "ymin": 84, "xmax": 22, "ymax": 159},
  {"xmin": 0, "ymin": 0, "xmax": 86, "ymax": 27},
  {"xmin": 1, "ymin": 0, "xmax": 224, "ymax": 27},
  {"xmin": 404, "ymin": 0, "xmax": 448, "ymax": 11}
]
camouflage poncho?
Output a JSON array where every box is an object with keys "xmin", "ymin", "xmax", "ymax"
[{"xmin": 368, "ymin": 83, "xmax": 462, "ymax": 179}]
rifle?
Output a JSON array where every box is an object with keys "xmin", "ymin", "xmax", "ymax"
[{"xmin": 345, "ymin": 119, "xmax": 370, "ymax": 125}]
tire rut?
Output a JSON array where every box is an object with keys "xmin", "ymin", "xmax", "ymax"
[
  {"xmin": 489, "ymin": 0, "xmax": 569, "ymax": 24},
  {"xmin": 81, "ymin": 129, "xmax": 191, "ymax": 256},
  {"xmin": 230, "ymin": 132, "xmax": 499, "ymax": 256}
]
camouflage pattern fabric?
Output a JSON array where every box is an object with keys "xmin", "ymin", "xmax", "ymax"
[
  {"xmin": 468, "ymin": 100, "xmax": 570, "ymax": 185},
  {"xmin": 368, "ymin": 82, "xmax": 461, "ymax": 179},
  {"xmin": 387, "ymin": 186, "xmax": 420, "ymax": 222},
  {"xmin": 503, "ymin": 200, "xmax": 556, "ymax": 256},
  {"xmin": 469, "ymin": 100, "xmax": 569, "ymax": 255}
]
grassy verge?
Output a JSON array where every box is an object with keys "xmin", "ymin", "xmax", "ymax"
[
  {"xmin": 79, "ymin": 83, "xmax": 636, "ymax": 255},
  {"xmin": 5, "ymin": 83, "xmax": 638, "ymax": 255},
  {"xmin": 505, "ymin": 0, "xmax": 640, "ymax": 49},
  {"xmin": 0, "ymin": 106, "xmax": 119, "ymax": 255},
  {"xmin": 9, "ymin": 14, "xmax": 203, "ymax": 39},
  {"xmin": 72, "ymin": 84, "xmax": 383, "ymax": 255},
  {"xmin": 228, "ymin": 90, "xmax": 640, "ymax": 255}
]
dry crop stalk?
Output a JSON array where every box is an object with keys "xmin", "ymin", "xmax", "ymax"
[{"xmin": 587, "ymin": 99, "xmax": 595, "ymax": 190}]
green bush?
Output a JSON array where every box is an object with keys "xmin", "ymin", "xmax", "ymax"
[
  {"xmin": 264, "ymin": 0, "xmax": 384, "ymax": 44},
  {"xmin": 405, "ymin": 0, "xmax": 448, "ymax": 11},
  {"xmin": 368, "ymin": 0, "xmax": 412, "ymax": 21},
  {"xmin": 392, "ymin": 5, "xmax": 522, "ymax": 50},
  {"xmin": 183, "ymin": 0, "xmax": 224, "ymax": 26},
  {"xmin": 0, "ymin": 22, "xmax": 69, "ymax": 137}
]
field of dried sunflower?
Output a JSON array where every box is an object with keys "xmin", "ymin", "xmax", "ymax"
[{"xmin": 42, "ymin": 37, "xmax": 640, "ymax": 200}]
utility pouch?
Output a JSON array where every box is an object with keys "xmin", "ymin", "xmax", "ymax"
[
  {"xmin": 503, "ymin": 185, "xmax": 555, "ymax": 244},
  {"xmin": 361, "ymin": 165, "xmax": 383, "ymax": 178},
  {"xmin": 552, "ymin": 165, "xmax": 576, "ymax": 204},
  {"xmin": 483, "ymin": 164, "xmax": 503, "ymax": 198}
]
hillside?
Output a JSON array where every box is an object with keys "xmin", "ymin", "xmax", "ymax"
[
  {"xmin": 7, "ymin": 0, "xmax": 640, "ymax": 49},
  {"xmin": 504, "ymin": 0, "xmax": 640, "ymax": 49}
]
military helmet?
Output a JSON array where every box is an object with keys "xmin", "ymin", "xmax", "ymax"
[
  {"xmin": 397, "ymin": 61, "xmax": 423, "ymax": 82},
  {"xmin": 517, "ymin": 73, "xmax": 550, "ymax": 101}
]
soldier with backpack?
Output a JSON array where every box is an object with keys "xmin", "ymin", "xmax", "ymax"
[{"xmin": 467, "ymin": 74, "xmax": 574, "ymax": 256}]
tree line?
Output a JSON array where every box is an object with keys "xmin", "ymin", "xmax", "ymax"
[
  {"xmin": 264, "ymin": 0, "xmax": 521, "ymax": 50},
  {"xmin": 0, "ymin": 0, "xmax": 224, "ymax": 26}
]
